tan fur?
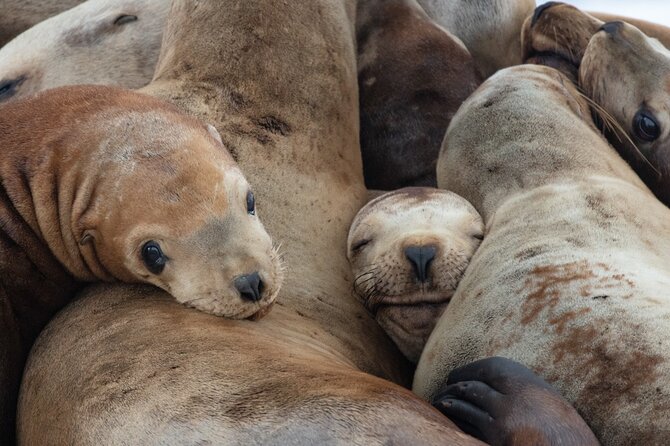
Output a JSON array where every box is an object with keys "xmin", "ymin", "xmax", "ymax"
[
  {"xmin": 416, "ymin": 0, "xmax": 536, "ymax": 78},
  {"xmin": 17, "ymin": 1, "xmax": 486, "ymax": 444},
  {"xmin": 0, "ymin": 85, "xmax": 280, "ymax": 443},
  {"xmin": 414, "ymin": 64, "xmax": 670, "ymax": 445},
  {"xmin": 0, "ymin": 0, "xmax": 84, "ymax": 47},
  {"xmin": 0, "ymin": 0, "xmax": 169, "ymax": 103},
  {"xmin": 347, "ymin": 188, "xmax": 483, "ymax": 362}
]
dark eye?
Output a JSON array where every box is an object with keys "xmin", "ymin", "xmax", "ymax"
[
  {"xmin": 114, "ymin": 14, "xmax": 137, "ymax": 26},
  {"xmin": 352, "ymin": 239, "xmax": 371, "ymax": 252},
  {"xmin": 633, "ymin": 110, "xmax": 661, "ymax": 142},
  {"xmin": 0, "ymin": 77, "xmax": 23, "ymax": 101},
  {"xmin": 246, "ymin": 191, "xmax": 256, "ymax": 215},
  {"xmin": 473, "ymin": 233, "xmax": 484, "ymax": 241},
  {"xmin": 141, "ymin": 241, "xmax": 166, "ymax": 274}
]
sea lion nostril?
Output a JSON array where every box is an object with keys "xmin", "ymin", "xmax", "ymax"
[
  {"xmin": 600, "ymin": 21, "xmax": 624, "ymax": 35},
  {"xmin": 234, "ymin": 272, "xmax": 263, "ymax": 302},
  {"xmin": 404, "ymin": 245, "xmax": 437, "ymax": 283},
  {"xmin": 531, "ymin": 2, "xmax": 562, "ymax": 27}
]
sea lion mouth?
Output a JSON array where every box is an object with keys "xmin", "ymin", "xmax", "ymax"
[{"xmin": 365, "ymin": 292, "xmax": 453, "ymax": 316}]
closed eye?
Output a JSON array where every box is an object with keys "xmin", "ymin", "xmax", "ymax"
[{"xmin": 352, "ymin": 239, "xmax": 372, "ymax": 252}]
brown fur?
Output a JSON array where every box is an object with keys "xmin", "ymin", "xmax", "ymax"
[
  {"xmin": 0, "ymin": 0, "xmax": 84, "ymax": 47},
  {"xmin": 416, "ymin": 64, "xmax": 670, "ymax": 445},
  {"xmin": 1, "ymin": 85, "xmax": 280, "ymax": 442},
  {"xmin": 356, "ymin": 0, "xmax": 480, "ymax": 189}
]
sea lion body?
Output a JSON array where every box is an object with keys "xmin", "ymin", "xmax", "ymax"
[
  {"xmin": 2, "ymin": 85, "xmax": 281, "ymax": 442},
  {"xmin": 0, "ymin": 0, "xmax": 84, "ymax": 47},
  {"xmin": 415, "ymin": 64, "xmax": 670, "ymax": 445},
  {"xmin": 17, "ymin": 0, "xmax": 596, "ymax": 444},
  {"xmin": 356, "ymin": 0, "xmax": 480, "ymax": 189},
  {"xmin": 416, "ymin": 0, "xmax": 536, "ymax": 78},
  {"xmin": 0, "ymin": 0, "xmax": 169, "ymax": 103}
]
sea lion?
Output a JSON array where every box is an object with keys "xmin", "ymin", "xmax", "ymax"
[
  {"xmin": 0, "ymin": 0, "xmax": 84, "ymax": 47},
  {"xmin": 1, "ymin": 85, "xmax": 282, "ymax": 442},
  {"xmin": 0, "ymin": 0, "xmax": 169, "ymax": 103},
  {"xmin": 524, "ymin": 2, "xmax": 670, "ymax": 205},
  {"xmin": 356, "ymin": 0, "xmax": 480, "ymax": 189},
  {"xmin": 347, "ymin": 187, "xmax": 484, "ymax": 362},
  {"xmin": 416, "ymin": 0, "xmax": 536, "ymax": 78},
  {"xmin": 414, "ymin": 64, "xmax": 670, "ymax": 445},
  {"xmin": 18, "ymin": 0, "xmax": 599, "ymax": 444}
]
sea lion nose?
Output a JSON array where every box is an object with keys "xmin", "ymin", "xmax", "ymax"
[
  {"xmin": 234, "ymin": 272, "xmax": 264, "ymax": 302},
  {"xmin": 404, "ymin": 245, "xmax": 437, "ymax": 283},
  {"xmin": 531, "ymin": 1, "xmax": 561, "ymax": 27}
]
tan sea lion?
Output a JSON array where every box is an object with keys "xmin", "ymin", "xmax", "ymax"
[
  {"xmin": 347, "ymin": 187, "xmax": 484, "ymax": 362},
  {"xmin": 0, "ymin": 85, "xmax": 282, "ymax": 442},
  {"xmin": 0, "ymin": 0, "xmax": 169, "ymax": 103},
  {"xmin": 416, "ymin": 0, "xmax": 536, "ymax": 78},
  {"xmin": 414, "ymin": 64, "xmax": 670, "ymax": 445},
  {"xmin": 524, "ymin": 2, "xmax": 670, "ymax": 205},
  {"xmin": 0, "ymin": 0, "xmax": 84, "ymax": 47},
  {"xmin": 356, "ymin": 0, "xmax": 480, "ymax": 189},
  {"xmin": 18, "ymin": 0, "xmax": 599, "ymax": 444}
]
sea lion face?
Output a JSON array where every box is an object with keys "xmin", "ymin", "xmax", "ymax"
[
  {"xmin": 77, "ymin": 114, "xmax": 283, "ymax": 320},
  {"xmin": 523, "ymin": 3, "xmax": 670, "ymax": 202},
  {"xmin": 580, "ymin": 22, "xmax": 670, "ymax": 201},
  {"xmin": 347, "ymin": 188, "xmax": 483, "ymax": 362},
  {"xmin": 0, "ymin": 0, "xmax": 168, "ymax": 103}
]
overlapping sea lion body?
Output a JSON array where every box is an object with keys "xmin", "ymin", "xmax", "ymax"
[
  {"xmin": 0, "ymin": 0, "xmax": 169, "ymax": 104},
  {"xmin": 415, "ymin": 64, "xmax": 670, "ymax": 445},
  {"xmin": 356, "ymin": 0, "xmax": 480, "ymax": 189},
  {"xmin": 0, "ymin": 0, "xmax": 84, "ymax": 47},
  {"xmin": 417, "ymin": 0, "xmax": 536, "ymax": 78}
]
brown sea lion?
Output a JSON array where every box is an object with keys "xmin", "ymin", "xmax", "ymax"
[
  {"xmin": 347, "ymin": 187, "xmax": 484, "ymax": 362},
  {"xmin": 415, "ymin": 63, "xmax": 670, "ymax": 446},
  {"xmin": 356, "ymin": 0, "xmax": 480, "ymax": 189},
  {"xmin": 524, "ymin": 2, "xmax": 670, "ymax": 205},
  {"xmin": 0, "ymin": 85, "xmax": 282, "ymax": 442},
  {"xmin": 0, "ymin": 0, "xmax": 169, "ymax": 103},
  {"xmin": 0, "ymin": 0, "xmax": 85, "ymax": 47},
  {"xmin": 416, "ymin": 0, "xmax": 536, "ymax": 78},
  {"xmin": 18, "ymin": 1, "xmax": 599, "ymax": 444}
]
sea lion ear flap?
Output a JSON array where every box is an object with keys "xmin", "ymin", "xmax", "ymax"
[
  {"xmin": 79, "ymin": 230, "xmax": 96, "ymax": 246},
  {"xmin": 207, "ymin": 124, "xmax": 223, "ymax": 145}
]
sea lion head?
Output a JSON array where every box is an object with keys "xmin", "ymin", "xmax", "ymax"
[
  {"xmin": 69, "ymin": 93, "xmax": 283, "ymax": 320},
  {"xmin": 580, "ymin": 21, "xmax": 670, "ymax": 202},
  {"xmin": 347, "ymin": 188, "xmax": 483, "ymax": 362},
  {"xmin": 0, "ymin": 0, "xmax": 168, "ymax": 104},
  {"xmin": 523, "ymin": 3, "xmax": 670, "ymax": 203}
]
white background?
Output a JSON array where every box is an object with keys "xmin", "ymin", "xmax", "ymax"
[{"xmin": 561, "ymin": 1, "xmax": 670, "ymax": 26}]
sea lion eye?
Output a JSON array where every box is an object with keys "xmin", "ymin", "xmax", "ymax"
[
  {"xmin": 141, "ymin": 241, "xmax": 166, "ymax": 274},
  {"xmin": 352, "ymin": 239, "xmax": 371, "ymax": 252},
  {"xmin": 0, "ymin": 77, "xmax": 23, "ymax": 101},
  {"xmin": 633, "ymin": 111, "xmax": 661, "ymax": 142},
  {"xmin": 114, "ymin": 14, "xmax": 137, "ymax": 26},
  {"xmin": 246, "ymin": 191, "xmax": 256, "ymax": 215}
]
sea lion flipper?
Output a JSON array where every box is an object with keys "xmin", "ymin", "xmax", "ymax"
[{"xmin": 433, "ymin": 357, "xmax": 600, "ymax": 446}]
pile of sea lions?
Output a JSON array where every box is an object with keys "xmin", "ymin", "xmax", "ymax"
[{"xmin": 1, "ymin": 0, "xmax": 670, "ymax": 444}]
